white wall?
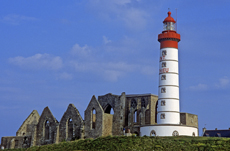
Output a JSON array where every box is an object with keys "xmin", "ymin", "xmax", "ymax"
[{"xmin": 140, "ymin": 125, "xmax": 198, "ymax": 136}]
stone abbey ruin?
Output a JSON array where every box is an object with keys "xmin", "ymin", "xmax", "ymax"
[{"xmin": 1, "ymin": 92, "xmax": 198, "ymax": 149}]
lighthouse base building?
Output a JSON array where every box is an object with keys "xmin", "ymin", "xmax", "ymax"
[{"xmin": 140, "ymin": 117, "xmax": 199, "ymax": 137}]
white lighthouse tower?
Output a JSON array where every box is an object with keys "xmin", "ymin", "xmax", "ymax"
[
  {"xmin": 140, "ymin": 11, "xmax": 198, "ymax": 136},
  {"xmin": 157, "ymin": 11, "xmax": 180, "ymax": 125}
]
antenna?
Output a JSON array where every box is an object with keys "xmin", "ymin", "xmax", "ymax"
[{"xmin": 176, "ymin": 8, "xmax": 178, "ymax": 32}]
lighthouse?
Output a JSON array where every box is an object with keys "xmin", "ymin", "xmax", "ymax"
[
  {"xmin": 140, "ymin": 11, "xmax": 198, "ymax": 136},
  {"xmin": 157, "ymin": 11, "xmax": 180, "ymax": 125}
]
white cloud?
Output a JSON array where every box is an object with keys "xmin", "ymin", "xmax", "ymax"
[
  {"xmin": 120, "ymin": 8, "xmax": 148, "ymax": 30},
  {"xmin": 112, "ymin": 0, "xmax": 132, "ymax": 5},
  {"xmin": 215, "ymin": 76, "xmax": 229, "ymax": 88},
  {"xmin": 103, "ymin": 36, "xmax": 112, "ymax": 44},
  {"xmin": 70, "ymin": 44, "xmax": 91, "ymax": 58},
  {"xmin": 2, "ymin": 14, "xmax": 38, "ymax": 25},
  {"xmin": 70, "ymin": 57, "xmax": 128, "ymax": 81},
  {"xmin": 56, "ymin": 72, "xmax": 73, "ymax": 80},
  {"xmin": 189, "ymin": 77, "xmax": 230, "ymax": 91},
  {"xmin": 88, "ymin": 0, "xmax": 148, "ymax": 30},
  {"xmin": 189, "ymin": 83, "xmax": 208, "ymax": 91},
  {"xmin": 104, "ymin": 70, "xmax": 123, "ymax": 81},
  {"xmin": 69, "ymin": 36, "xmax": 156, "ymax": 82},
  {"xmin": 9, "ymin": 53, "xmax": 63, "ymax": 70}
]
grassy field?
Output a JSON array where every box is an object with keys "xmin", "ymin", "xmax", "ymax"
[{"xmin": 5, "ymin": 135, "xmax": 230, "ymax": 151}]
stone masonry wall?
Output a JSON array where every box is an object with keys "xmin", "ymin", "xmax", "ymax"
[
  {"xmin": 98, "ymin": 92, "xmax": 126, "ymax": 136},
  {"xmin": 1, "ymin": 136, "xmax": 31, "ymax": 149},
  {"xmin": 84, "ymin": 96, "xmax": 104, "ymax": 139},
  {"xmin": 16, "ymin": 110, "xmax": 40, "ymax": 137},
  {"xmin": 126, "ymin": 94, "xmax": 158, "ymax": 134},
  {"xmin": 180, "ymin": 113, "xmax": 198, "ymax": 128},
  {"xmin": 59, "ymin": 104, "xmax": 84, "ymax": 142},
  {"xmin": 36, "ymin": 107, "xmax": 59, "ymax": 145},
  {"xmin": 102, "ymin": 113, "xmax": 113, "ymax": 136}
]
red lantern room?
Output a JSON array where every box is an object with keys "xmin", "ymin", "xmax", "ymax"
[{"xmin": 158, "ymin": 11, "xmax": 180, "ymax": 49}]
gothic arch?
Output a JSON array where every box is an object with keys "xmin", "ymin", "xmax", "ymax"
[
  {"xmin": 44, "ymin": 120, "xmax": 50, "ymax": 140},
  {"xmin": 66, "ymin": 118, "xmax": 73, "ymax": 140},
  {"xmin": 104, "ymin": 104, "xmax": 114, "ymax": 114},
  {"xmin": 150, "ymin": 130, "xmax": 156, "ymax": 136}
]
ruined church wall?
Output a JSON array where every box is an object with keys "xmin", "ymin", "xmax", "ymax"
[
  {"xmin": 84, "ymin": 96, "xmax": 104, "ymax": 139},
  {"xmin": 126, "ymin": 94, "xmax": 158, "ymax": 135},
  {"xmin": 16, "ymin": 110, "xmax": 40, "ymax": 137},
  {"xmin": 102, "ymin": 113, "xmax": 113, "ymax": 136},
  {"xmin": 36, "ymin": 107, "xmax": 59, "ymax": 145},
  {"xmin": 98, "ymin": 92, "xmax": 126, "ymax": 136},
  {"xmin": 59, "ymin": 104, "xmax": 84, "ymax": 142}
]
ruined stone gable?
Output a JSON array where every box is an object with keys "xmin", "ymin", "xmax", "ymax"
[
  {"xmin": 36, "ymin": 107, "xmax": 59, "ymax": 145},
  {"xmin": 59, "ymin": 104, "xmax": 84, "ymax": 141},
  {"xmin": 16, "ymin": 110, "xmax": 40, "ymax": 137},
  {"xmin": 84, "ymin": 96, "xmax": 104, "ymax": 139},
  {"xmin": 98, "ymin": 92, "xmax": 126, "ymax": 136}
]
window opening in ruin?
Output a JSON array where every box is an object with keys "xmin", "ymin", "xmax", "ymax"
[
  {"xmin": 45, "ymin": 120, "xmax": 50, "ymax": 140},
  {"xmin": 133, "ymin": 110, "xmax": 137, "ymax": 123},
  {"xmin": 131, "ymin": 99, "xmax": 137, "ymax": 108},
  {"xmin": 15, "ymin": 140, "xmax": 19, "ymax": 148},
  {"xmin": 92, "ymin": 109, "xmax": 96, "ymax": 129},
  {"xmin": 66, "ymin": 118, "xmax": 73, "ymax": 140},
  {"xmin": 141, "ymin": 98, "xmax": 146, "ymax": 108},
  {"xmin": 172, "ymin": 130, "xmax": 179, "ymax": 136},
  {"xmin": 22, "ymin": 132, "xmax": 25, "ymax": 136},
  {"xmin": 161, "ymin": 88, "xmax": 166, "ymax": 93},
  {"xmin": 150, "ymin": 130, "xmax": 156, "ymax": 136},
  {"xmin": 104, "ymin": 104, "xmax": 114, "ymax": 114}
]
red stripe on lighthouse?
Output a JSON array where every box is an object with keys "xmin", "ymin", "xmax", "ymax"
[{"xmin": 160, "ymin": 40, "xmax": 178, "ymax": 49}]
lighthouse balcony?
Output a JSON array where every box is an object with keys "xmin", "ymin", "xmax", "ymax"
[{"xmin": 158, "ymin": 31, "xmax": 180, "ymax": 42}]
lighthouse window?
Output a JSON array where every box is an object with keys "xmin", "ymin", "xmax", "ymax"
[
  {"xmin": 161, "ymin": 75, "xmax": 166, "ymax": 80},
  {"xmin": 162, "ymin": 62, "xmax": 166, "ymax": 67},
  {"xmin": 162, "ymin": 50, "xmax": 167, "ymax": 56},
  {"xmin": 160, "ymin": 113, "xmax": 165, "ymax": 119},
  {"xmin": 161, "ymin": 88, "xmax": 166, "ymax": 93},
  {"xmin": 161, "ymin": 100, "xmax": 165, "ymax": 106}
]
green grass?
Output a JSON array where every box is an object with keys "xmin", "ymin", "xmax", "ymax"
[{"xmin": 5, "ymin": 136, "xmax": 230, "ymax": 151}]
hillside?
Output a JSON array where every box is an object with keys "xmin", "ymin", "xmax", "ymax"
[{"xmin": 5, "ymin": 136, "xmax": 230, "ymax": 151}]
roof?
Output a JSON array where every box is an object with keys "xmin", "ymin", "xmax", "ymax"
[
  {"xmin": 126, "ymin": 93, "xmax": 157, "ymax": 97},
  {"xmin": 163, "ymin": 11, "xmax": 176, "ymax": 23},
  {"xmin": 203, "ymin": 129, "xmax": 230, "ymax": 137}
]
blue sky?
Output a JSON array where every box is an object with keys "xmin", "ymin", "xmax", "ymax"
[{"xmin": 1, "ymin": 0, "xmax": 230, "ymax": 138}]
